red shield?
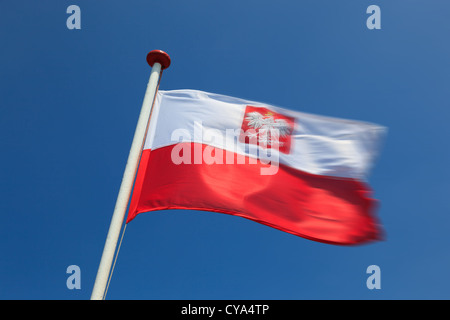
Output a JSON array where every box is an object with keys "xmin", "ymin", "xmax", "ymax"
[{"xmin": 240, "ymin": 105, "xmax": 295, "ymax": 154}]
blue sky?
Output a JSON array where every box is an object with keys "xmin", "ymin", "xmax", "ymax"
[{"xmin": 1, "ymin": 1, "xmax": 450, "ymax": 300}]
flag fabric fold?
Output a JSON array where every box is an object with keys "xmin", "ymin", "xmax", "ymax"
[{"xmin": 127, "ymin": 89, "xmax": 386, "ymax": 245}]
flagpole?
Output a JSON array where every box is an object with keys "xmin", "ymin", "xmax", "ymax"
[{"xmin": 90, "ymin": 50, "xmax": 171, "ymax": 300}]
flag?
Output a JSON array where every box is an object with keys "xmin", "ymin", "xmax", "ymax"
[{"xmin": 127, "ymin": 89, "xmax": 386, "ymax": 245}]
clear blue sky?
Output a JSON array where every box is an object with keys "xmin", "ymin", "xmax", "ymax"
[{"xmin": 1, "ymin": 1, "xmax": 450, "ymax": 300}]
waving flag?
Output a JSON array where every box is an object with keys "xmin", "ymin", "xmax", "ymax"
[{"xmin": 126, "ymin": 89, "xmax": 386, "ymax": 245}]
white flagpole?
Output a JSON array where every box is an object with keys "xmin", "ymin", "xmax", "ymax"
[{"xmin": 90, "ymin": 50, "xmax": 171, "ymax": 300}]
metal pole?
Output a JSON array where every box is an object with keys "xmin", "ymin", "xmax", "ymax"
[{"xmin": 91, "ymin": 50, "xmax": 171, "ymax": 300}]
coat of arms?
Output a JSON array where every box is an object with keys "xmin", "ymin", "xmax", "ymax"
[{"xmin": 240, "ymin": 106, "xmax": 295, "ymax": 154}]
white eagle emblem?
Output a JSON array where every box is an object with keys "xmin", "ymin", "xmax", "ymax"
[{"xmin": 244, "ymin": 111, "xmax": 291, "ymax": 146}]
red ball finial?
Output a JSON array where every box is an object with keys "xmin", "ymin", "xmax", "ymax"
[{"xmin": 146, "ymin": 50, "xmax": 171, "ymax": 70}]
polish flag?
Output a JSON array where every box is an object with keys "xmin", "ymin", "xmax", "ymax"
[{"xmin": 127, "ymin": 89, "xmax": 386, "ymax": 245}]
